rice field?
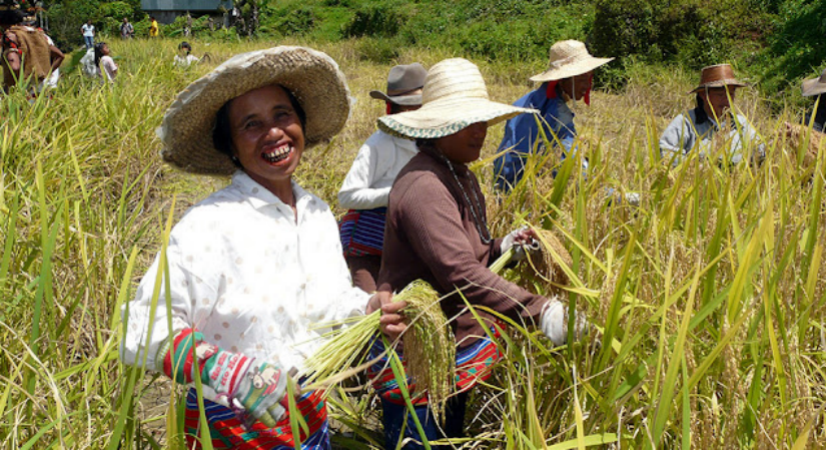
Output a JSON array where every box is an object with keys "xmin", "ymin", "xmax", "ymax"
[{"xmin": 1, "ymin": 37, "xmax": 825, "ymax": 449}]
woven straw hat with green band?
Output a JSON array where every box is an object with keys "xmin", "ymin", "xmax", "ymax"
[
  {"xmin": 158, "ymin": 46, "xmax": 352, "ymax": 176},
  {"xmin": 378, "ymin": 58, "xmax": 536, "ymax": 140}
]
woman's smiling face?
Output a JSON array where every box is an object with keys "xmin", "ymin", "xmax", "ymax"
[{"xmin": 228, "ymin": 84, "xmax": 305, "ymax": 194}]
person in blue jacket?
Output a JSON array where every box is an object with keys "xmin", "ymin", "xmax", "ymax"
[{"xmin": 494, "ymin": 40, "xmax": 613, "ymax": 191}]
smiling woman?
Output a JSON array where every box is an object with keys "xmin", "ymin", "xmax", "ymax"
[{"xmin": 119, "ymin": 46, "xmax": 375, "ymax": 450}]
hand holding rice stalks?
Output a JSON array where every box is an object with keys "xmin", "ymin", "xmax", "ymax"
[{"xmin": 515, "ymin": 227, "xmax": 572, "ymax": 296}]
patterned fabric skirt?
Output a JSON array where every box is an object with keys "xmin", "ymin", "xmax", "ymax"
[
  {"xmin": 339, "ymin": 207, "xmax": 386, "ymax": 257},
  {"xmin": 367, "ymin": 326, "xmax": 503, "ymax": 405},
  {"xmin": 183, "ymin": 388, "xmax": 330, "ymax": 450}
]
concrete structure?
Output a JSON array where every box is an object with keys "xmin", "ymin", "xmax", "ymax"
[{"xmin": 141, "ymin": 0, "xmax": 233, "ymax": 24}]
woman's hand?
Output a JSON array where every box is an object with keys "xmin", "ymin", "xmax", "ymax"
[
  {"xmin": 367, "ymin": 291, "xmax": 407, "ymax": 340},
  {"xmin": 500, "ymin": 226, "xmax": 539, "ymax": 261}
]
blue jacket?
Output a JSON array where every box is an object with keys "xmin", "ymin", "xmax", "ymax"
[{"xmin": 493, "ymin": 83, "xmax": 583, "ymax": 191}]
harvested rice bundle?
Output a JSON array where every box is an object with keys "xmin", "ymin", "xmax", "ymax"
[
  {"xmin": 517, "ymin": 228, "xmax": 572, "ymax": 296},
  {"xmin": 400, "ymin": 280, "xmax": 455, "ymax": 424},
  {"xmin": 779, "ymin": 123, "xmax": 824, "ymax": 168},
  {"xmin": 301, "ymin": 310, "xmax": 381, "ymax": 388}
]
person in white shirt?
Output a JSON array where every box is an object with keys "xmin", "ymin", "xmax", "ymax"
[
  {"xmin": 337, "ymin": 63, "xmax": 426, "ymax": 292},
  {"xmin": 660, "ymin": 64, "xmax": 765, "ymax": 167},
  {"xmin": 94, "ymin": 42, "xmax": 117, "ymax": 82},
  {"xmin": 173, "ymin": 41, "xmax": 200, "ymax": 68},
  {"xmin": 80, "ymin": 19, "xmax": 94, "ymax": 49},
  {"xmin": 120, "ymin": 46, "xmax": 373, "ymax": 448}
]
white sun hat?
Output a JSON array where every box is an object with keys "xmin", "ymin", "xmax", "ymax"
[
  {"xmin": 158, "ymin": 46, "xmax": 352, "ymax": 176},
  {"xmin": 530, "ymin": 40, "xmax": 613, "ymax": 83},
  {"xmin": 377, "ymin": 58, "xmax": 536, "ymax": 139}
]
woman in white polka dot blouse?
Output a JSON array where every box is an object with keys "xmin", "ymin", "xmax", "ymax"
[{"xmin": 119, "ymin": 47, "xmax": 373, "ymax": 449}]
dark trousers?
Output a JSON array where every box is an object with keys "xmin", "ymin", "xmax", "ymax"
[
  {"xmin": 345, "ymin": 254, "xmax": 381, "ymax": 293},
  {"xmin": 381, "ymin": 392, "xmax": 468, "ymax": 449}
]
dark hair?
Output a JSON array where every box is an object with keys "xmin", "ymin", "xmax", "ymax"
[
  {"xmin": 0, "ymin": 9, "xmax": 25, "ymax": 26},
  {"xmin": 213, "ymin": 85, "xmax": 307, "ymax": 167},
  {"xmin": 415, "ymin": 138, "xmax": 437, "ymax": 151},
  {"xmin": 694, "ymin": 93, "xmax": 708, "ymax": 124},
  {"xmin": 388, "ymin": 102, "xmax": 405, "ymax": 115},
  {"xmin": 179, "ymin": 41, "xmax": 191, "ymax": 54},
  {"xmin": 94, "ymin": 42, "xmax": 106, "ymax": 67}
]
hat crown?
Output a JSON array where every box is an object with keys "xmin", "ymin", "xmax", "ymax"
[
  {"xmin": 385, "ymin": 63, "xmax": 426, "ymax": 95},
  {"xmin": 548, "ymin": 40, "xmax": 592, "ymax": 68},
  {"xmin": 698, "ymin": 64, "xmax": 737, "ymax": 86},
  {"xmin": 819, "ymin": 68, "xmax": 826, "ymax": 84},
  {"xmin": 422, "ymin": 58, "xmax": 489, "ymax": 105}
]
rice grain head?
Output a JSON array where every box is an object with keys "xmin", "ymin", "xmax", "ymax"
[{"xmin": 397, "ymin": 280, "xmax": 455, "ymax": 424}]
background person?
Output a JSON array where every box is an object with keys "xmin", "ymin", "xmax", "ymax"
[
  {"xmin": 120, "ymin": 17, "xmax": 134, "ymax": 39},
  {"xmin": 494, "ymin": 40, "xmax": 613, "ymax": 191},
  {"xmin": 173, "ymin": 41, "xmax": 199, "ymax": 68},
  {"xmin": 149, "ymin": 16, "xmax": 159, "ymax": 37},
  {"xmin": 95, "ymin": 42, "xmax": 116, "ymax": 82},
  {"xmin": 1, "ymin": 3, "xmax": 62, "ymax": 94},
  {"xmin": 81, "ymin": 19, "xmax": 94, "ymax": 49},
  {"xmin": 367, "ymin": 57, "xmax": 588, "ymax": 449},
  {"xmin": 120, "ymin": 46, "xmax": 371, "ymax": 449},
  {"xmin": 337, "ymin": 63, "xmax": 427, "ymax": 293},
  {"xmin": 801, "ymin": 68, "xmax": 826, "ymax": 132},
  {"xmin": 659, "ymin": 64, "xmax": 765, "ymax": 167}
]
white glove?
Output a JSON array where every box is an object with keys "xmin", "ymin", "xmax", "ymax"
[
  {"xmin": 500, "ymin": 226, "xmax": 531, "ymax": 262},
  {"xmin": 540, "ymin": 299, "xmax": 588, "ymax": 346}
]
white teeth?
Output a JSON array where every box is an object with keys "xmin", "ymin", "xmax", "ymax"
[{"xmin": 262, "ymin": 145, "xmax": 292, "ymax": 163}]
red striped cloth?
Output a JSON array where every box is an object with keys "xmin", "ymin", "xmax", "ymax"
[
  {"xmin": 367, "ymin": 326, "xmax": 503, "ymax": 405},
  {"xmin": 183, "ymin": 388, "xmax": 330, "ymax": 449}
]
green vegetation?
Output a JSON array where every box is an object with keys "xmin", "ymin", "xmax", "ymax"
[{"xmin": 2, "ymin": 36, "xmax": 825, "ymax": 448}]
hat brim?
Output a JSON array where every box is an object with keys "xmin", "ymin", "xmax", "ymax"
[
  {"xmin": 369, "ymin": 90, "xmax": 423, "ymax": 106},
  {"xmin": 529, "ymin": 57, "xmax": 614, "ymax": 82},
  {"xmin": 801, "ymin": 77, "xmax": 826, "ymax": 97},
  {"xmin": 158, "ymin": 46, "xmax": 352, "ymax": 176},
  {"xmin": 688, "ymin": 80, "xmax": 747, "ymax": 94},
  {"xmin": 377, "ymin": 97, "xmax": 536, "ymax": 139}
]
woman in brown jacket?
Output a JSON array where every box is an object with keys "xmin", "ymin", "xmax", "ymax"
[{"xmin": 365, "ymin": 57, "xmax": 589, "ymax": 449}]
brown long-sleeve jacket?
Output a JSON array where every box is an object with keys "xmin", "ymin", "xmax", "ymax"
[{"xmin": 377, "ymin": 146, "xmax": 548, "ymax": 347}]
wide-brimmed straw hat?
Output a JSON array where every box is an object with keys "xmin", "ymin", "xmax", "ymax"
[
  {"xmin": 801, "ymin": 68, "xmax": 826, "ymax": 97},
  {"xmin": 689, "ymin": 64, "xmax": 747, "ymax": 94},
  {"xmin": 158, "ymin": 46, "xmax": 351, "ymax": 175},
  {"xmin": 369, "ymin": 63, "xmax": 427, "ymax": 106},
  {"xmin": 530, "ymin": 40, "xmax": 613, "ymax": 83},
  {"xmin": 378, "ymin": 58, "xmax": 536, "ymax": 139}
]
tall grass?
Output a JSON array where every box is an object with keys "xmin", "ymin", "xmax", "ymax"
[{"xmin": 1, "ymin": 37, "xmax": 824, "ymax": 449}]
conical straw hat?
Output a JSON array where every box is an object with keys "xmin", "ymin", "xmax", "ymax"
[
  {"xmin": 530, "ymin": 40, "xmax": 613, "ymax": 82},
  {"xmin": 802, "ymin": 68, "xmax": 826, "ymax": 97},
  {"xmin": 378, "ymin": 58, "xmax": 536, "ymax": 139},
  {"xmin": 158, "ymin": 46, "xmax": 352, "ymax": 176}
]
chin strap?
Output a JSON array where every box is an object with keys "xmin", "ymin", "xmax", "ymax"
[{"xmin": 386, "ymin": 101, "xmax": 393, "ymax": 115}]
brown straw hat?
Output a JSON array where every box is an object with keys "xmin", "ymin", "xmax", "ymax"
[
  {"xmin": 689, "ymin": 64, "xmax": 747, "ymax": 94},
  {"xmin": 530, "ymin": 40, "xmax": 613, "ymax": 83},
  {"xmin": 378, "ymin": 58, "xmax": 536, "ymax": 139},
  {"xmin": 369, "ymin": 63, "xmax": 427, "ymax": 106},
  {"xmin": 158, "ymin": 46, "xmax": 352, "ymax": 175},
  {"xmin": 801, "ymin": 68, "xmax": 826, "ymax": 97}
]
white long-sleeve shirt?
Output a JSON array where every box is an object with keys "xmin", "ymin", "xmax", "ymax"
[
  {"xmin": 120, "ymin": 172, "xmax": 368, "ymax": 392},
  {"xmin": 659, "ymin": 109, "xmax": 765, "ymax": 166},
  {"xmin": 337, "ymin": 130, "xmax": 418, "ymax": 210}
]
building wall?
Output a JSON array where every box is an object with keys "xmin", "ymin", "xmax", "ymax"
[{"xmin": 141, "ymin": 0, "xmax": 233, "ymax": 24}]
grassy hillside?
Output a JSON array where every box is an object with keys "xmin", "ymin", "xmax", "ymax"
[{"xmin": 1, "ymin": 36, "xmax": 825, "ymax": 449}]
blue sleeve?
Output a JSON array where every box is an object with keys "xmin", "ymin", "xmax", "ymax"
[{"xmin": 494, "ymin": 114, "xmax": 537, "ymax": 191}]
